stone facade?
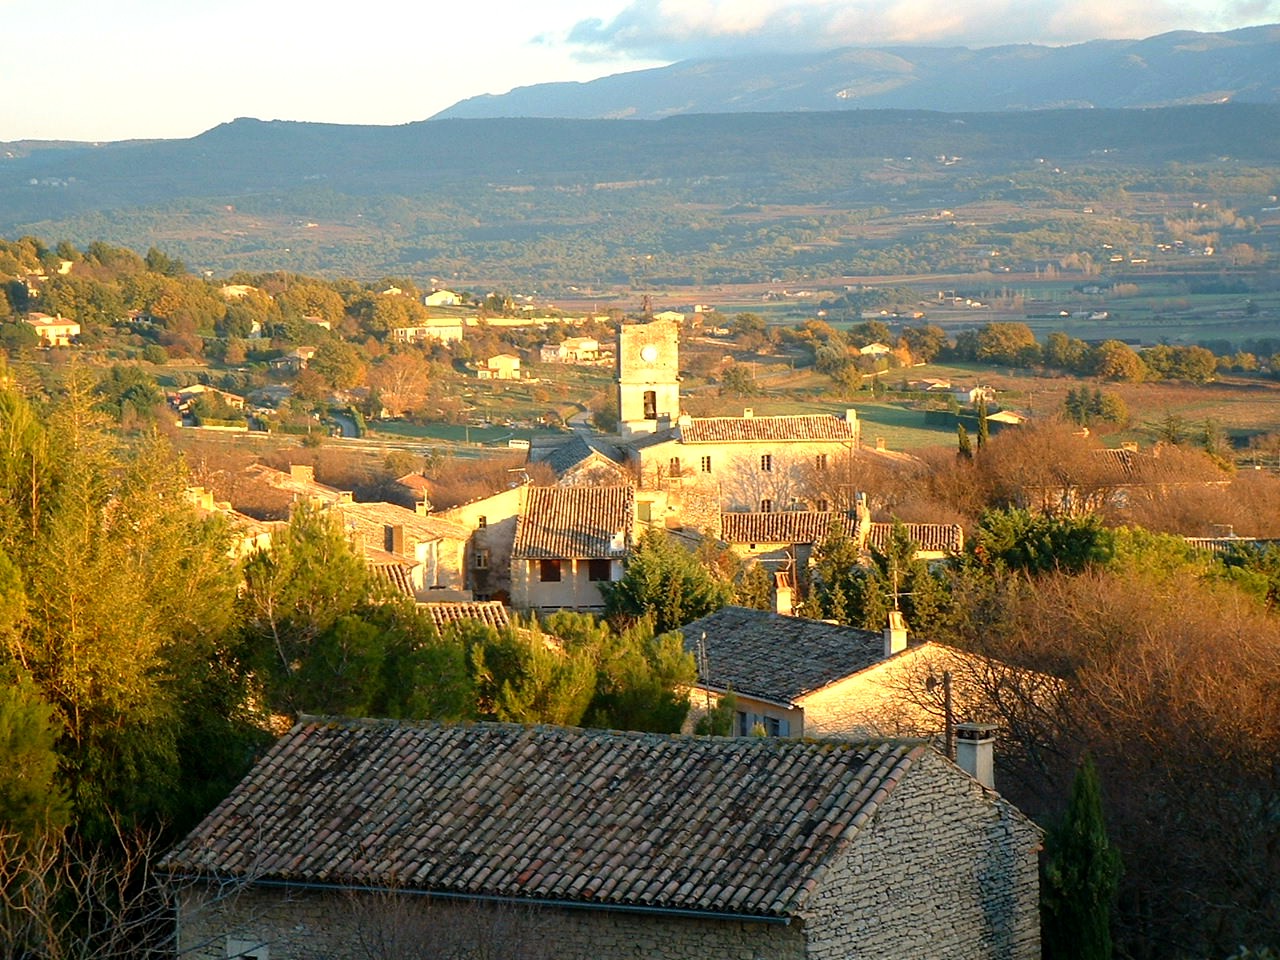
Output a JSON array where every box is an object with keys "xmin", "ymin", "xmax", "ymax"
[
  {"xmin": 176, "ymin": 886, "xmax": 805, "ymax": 960},
  {"xmin": 617, "ymin": 319, "xmax": 682, "ymax": 438},
  {"xmin": 436, "ymin": 486, "xmax": 525, "ymax": 603},
  {"xmin": 800, "ymin": 751, "xmax": 1041, "ymax": 960}
]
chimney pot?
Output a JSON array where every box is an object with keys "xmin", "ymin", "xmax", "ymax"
[
  {"xmin": 955, "ymin": 722, "xmax": 998, "ymax": 789},
  {"xmin": 743, "ymin": 407, "xmax": 754, "ymax": 418},
  {"xmin": 883, "ymin": 610, "xmax": 908, "ymax": 657}
]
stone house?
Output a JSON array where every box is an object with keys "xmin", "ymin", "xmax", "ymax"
[
  {"xmin": 530, "ymin": 434, "xmax": 632, "ymax": 487},
  {"xmin": 678, "ymin": 606, "xmax": 1019, "ymax": 740},
  {"xmin": 160, "ymin": 718, "xmax": 1041, "ymax": 960},
  {"xmin": 631, "ymin": 410, "xmax": 860, "ymax": 513},
  {"xmin": 510, "ymin": 485, "xmax": 633, "ymax": 612},
  {"xmin": 435, "ymin": 485, "xmax": 526, "ymax": 603},
  {"xmin": 328, "ymin": 500, "xmax": 471, "ymax": 600}
]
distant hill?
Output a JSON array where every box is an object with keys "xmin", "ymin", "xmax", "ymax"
[
  {"xmin": 434, "ymin": 25, "xmax": 1280, "ymax": 120},
  {"xmin": 3, "ymin": 104, "xmax": 1279, "ymax": 281}
]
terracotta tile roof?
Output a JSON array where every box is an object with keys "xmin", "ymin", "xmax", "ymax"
[
  {"xmin": 680, "ymin": 414, "xmax": 856, "ymax": 444},
  {"xmin": 720, "ymin": 512, "xmax": 963, "ymax": 555},
  {"xmin": 513, "ymin": 486, "xmax": 633, "ymax": 560},
  {"xmin": 679, "ymin": 606, "xmax": 886, "ymax": 704},
  {"xmin": 867, "ymin": 522, "xmax": 964, "ymax": 555},
  {"xmin": 365, "ymin": 549, "xmax": 416, "ymax": 597},
  {"xmin": 395, "ymin": 473, "xmax": 433, "ymax": 496},
  {"xmin": 244, "ymin": 463, "xmax": 351, "ymax": 503},
  {"xmin": 331, "ymin": 501, "xmax": 470, "ymax": 546},
  {"xmin": 422, "ymin": 601, "xmax": 512, "ymax": 633},
  {"xmin": 721, "ymin": 511, "xmax": 854, "ymax": 545},
  {"xmin": 160, "ymin": 718, "xmax": 923, "ymax": 919}
]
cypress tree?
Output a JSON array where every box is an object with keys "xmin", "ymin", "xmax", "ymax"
[{"xmin": 1041, "ymin": 755, "xmax": 1122, "ymax": 960}]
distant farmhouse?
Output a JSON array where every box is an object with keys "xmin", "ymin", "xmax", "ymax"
[
  {"xmin": 390, "ymin": 318, "xmax": 464, "ymax": 344},
  {"xmin": 539, "ymin": 335, "xmax": 601, "ymax": 363},
  {"xmin": 23, "ymin": 312, "xmax": 79, "ymax": 346}
]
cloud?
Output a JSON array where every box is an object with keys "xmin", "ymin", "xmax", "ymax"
[{"xmin": 564, "ymin": 0, "xmax": 1280, "ymax": 61}]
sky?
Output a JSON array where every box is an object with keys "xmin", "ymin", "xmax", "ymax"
[{"xmin": 2, "ymin": 0, "xmax": 1277, "ymax": 143}]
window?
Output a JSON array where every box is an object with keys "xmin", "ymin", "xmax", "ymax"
[
  {"xmin": 816, "ymin": 499, "xmax": 830, "ymax": 512},
  {"xmin": 669, "ymin": 457, "xmax": 682, "ymax": 476},
  {"xmin": 477, "ymin": 515, "xmax": 487, "ymax": 529},
  {"xmin": 539, "ymin": 559, "xmax": 562, "ymax": 582},
  {"xmin": 815, "ymin": 453, "xmax": 829, "ymax": 470},
  {"xmin": 588, "ymin": 559, "xmax": 612, "ymax": 582},
  {"xmin": 760, "ymin": 454, "xmax": 772, "ymax": 472},
  {"xmin": 760, "ymin": 498, "xmax": 774, "ymax": 513},
  {"xmin": 643, "ymin": 390, "xmax": 657, "ymax": 420},
  {"xmin": 700, "ymin": 455, "xmax": 712, "ymax": 473},
  {"xmin": 474, "ymin": 549, "xmax": 490, "ymax": 570}
]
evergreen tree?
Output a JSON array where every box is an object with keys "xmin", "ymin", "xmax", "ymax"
[
  {"xmin": 1041, "ymin": 755, "xmax": 1122, "ymax": 960},
  {"xmin": 601, "ymin": 529, "xmax": 732, "ymax": 634},
  {"xmin": 957, "ymin": 423, "xmax": 973, "ymax": 460}
]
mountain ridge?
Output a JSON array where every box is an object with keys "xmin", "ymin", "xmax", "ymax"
[{"xmin": 433, "ymin": 24, "xmax": 1280, "ymax": 120}]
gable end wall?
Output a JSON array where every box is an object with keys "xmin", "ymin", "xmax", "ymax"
[{"xmin": 800, "ymin": 751, "xmax": 1041, "ymax": 960}]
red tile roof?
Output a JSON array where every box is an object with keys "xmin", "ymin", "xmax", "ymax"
[
  {"xmin": 160, "ymin": 719, "xmax": 923, "ymax": 919},
  {"xmin": 681, "ymin": 414, "xmax": 856, "ymax": 444},
  {"xmin": 866, "ymin": 522, "xmax": 964, "ymax": 555},
  {"xmin": 422, "ymin": 601, "xmax": 512, "ymax": 632},
  {"xmin": 513, "ymin": 486, "xmax": 633, "ymax": 559},
  {"xmin": 721, "ymin": 511, "xmax": 854, "ymax": 544},
  {"xmin": 720, "ymin": 512, "xmax": 962, "ymax": 555}
]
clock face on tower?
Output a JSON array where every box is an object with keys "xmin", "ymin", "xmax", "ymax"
[{"xmin": 640, "ymin": 345, "xmax": 658, "ymax": 363}]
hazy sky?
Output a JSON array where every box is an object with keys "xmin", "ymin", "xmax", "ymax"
[{"xmin": 3, "ymin": 0, "xmax": 1276, "ymax": 142}]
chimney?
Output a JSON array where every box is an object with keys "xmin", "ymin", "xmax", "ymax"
[
  {"xmin": 845, "ymin": 408, "xmax": 858, "ymax": 424},
  {"xmin": 414, "ymin": 500, "xmax": 430, "ymax": 516},
  {"xmin": 743, "ymin": 407, "xmax": 754, "ymax": 418},
  {"xmin": 772, "ymin": 572, "xmax": 794, "ymax": 617},
  {"xmin": 289, "ymin": 464, "xmax": 315, "ymax": 484},
  {"xmin": 955, "ymin": 722, "xmax": 998, "ymax": 789},
  {"xmin": 854, "ymin": 492, "xmax": 872, "ymax": 548},
  {"xmin": 883, "ymin": 610, "xmax": 908, "ymax": 657},
  {"xmin": 384, "ymin": 524, "xmax": 405, "ymax": 555},
  {"xmin": 875, "ymin": 436, "xmax": 887, "ymax": 451}
]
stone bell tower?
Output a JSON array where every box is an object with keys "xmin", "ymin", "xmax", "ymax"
[{"xmin": 617, "ymin": 319, "xmax": 681, "ymax": 438}]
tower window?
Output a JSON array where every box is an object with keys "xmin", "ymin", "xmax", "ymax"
[{"xmin": 643, "ymin": 390, "xmax": 657, "ymax": 420}]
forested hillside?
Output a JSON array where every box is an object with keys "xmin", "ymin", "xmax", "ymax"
[{"xmin": 3, "ymin": 105, "xmax": 1279, "ymax": 281}]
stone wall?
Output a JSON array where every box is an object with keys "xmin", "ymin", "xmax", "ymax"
[
  {"xmin": 176, "ymin": 886, "xmax": 805, "ymax": 960},
  {"xmin": 799, "ymin": 750, "xmax": 1042, "ymax": 960}
]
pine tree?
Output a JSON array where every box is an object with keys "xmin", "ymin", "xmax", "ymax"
[
  {"xmin": 1041, "ymin": 755, "xmax": 1122, "ymax": 960},
  {"xmin": 957, "ymin": 423, "xmax": 973, "ymax": 460}
]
